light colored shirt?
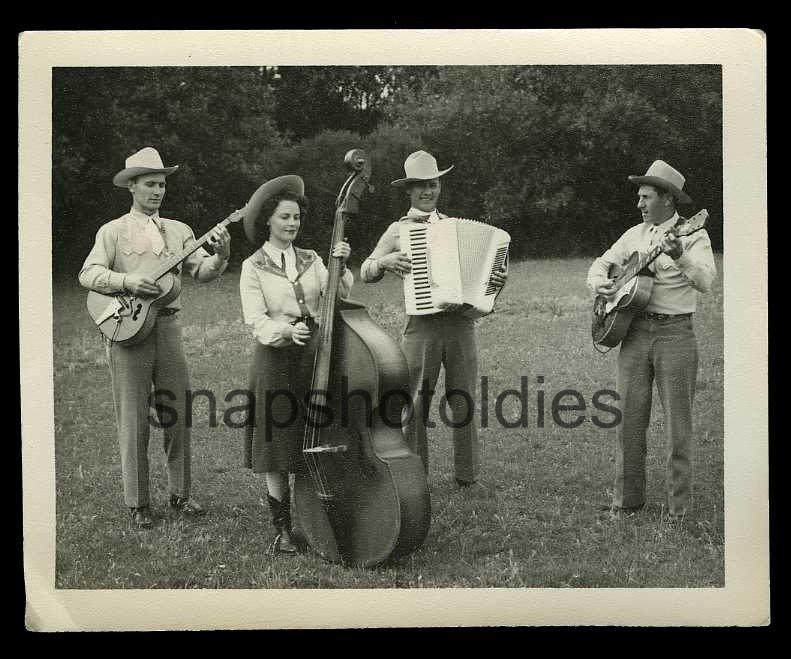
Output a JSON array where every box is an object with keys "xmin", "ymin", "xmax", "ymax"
[
  {"xmin": 586, "ymin": 212, "xmax": 717, "ymax": 315},
  {"xmin": 360, "ymin": 208, "xmax": 445, "ymax": 283},
  {"xmin": 239, "ymin": 245, "xmax": 354, "ymax": 347},
  {"xmin": 262, "ymin": 241, "xmax": 299, "ymax": 282},
  {"xmin": 78, "ymin": 209, "xmax": 228, "ymax": 310}
]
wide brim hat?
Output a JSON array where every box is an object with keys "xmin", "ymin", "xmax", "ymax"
[
  {"xmin": 113, "ymin": 146, "xmax": 179, "ymax": 188},
  {"xmin": 628, "ymin": 159, "xmax": 692, "ymax": 205},
  {"xmin": 391, "ymin": 150, "xmax": 454, "ymax": 187},
  {"xmin": 242, "ymin": 175, "xmax": 305, "ymax": 243}
]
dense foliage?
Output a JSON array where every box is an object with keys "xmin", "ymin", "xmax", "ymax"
[{"xmin": 52, "ymin": 65, "xmax": 721, "ymax": 275}]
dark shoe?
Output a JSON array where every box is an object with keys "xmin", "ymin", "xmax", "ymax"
[
  {"xmin": 130, "ymin": 506, "xmax": 153, "ymax": 529},
  {"xmin": 269, "ymin": 528, "xmax": 299, "ymax": 555},
  {"xmin": 170, "ymin": 495, "xmax": 206, "ymax": 516},
  {"xmin": 267, "ymin": 492, "xmax": 300, "ymax": 555},
  {"xmin": 455, "ymin": 478, "xmax": 492, "ymax": 497}
]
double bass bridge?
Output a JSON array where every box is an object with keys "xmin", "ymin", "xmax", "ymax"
[{"xmin": 303, "ymin": 444, "xmax": 348, "ymax": 454}]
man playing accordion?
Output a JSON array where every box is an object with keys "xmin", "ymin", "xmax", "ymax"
[{"xmin": 361, "ymin": 150, "xmax": 507, "ymax": 492}]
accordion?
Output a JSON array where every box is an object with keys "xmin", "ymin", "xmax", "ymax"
[{"xmin": 399, "ymin": 217, "xmax": 511, "ymax": 318}]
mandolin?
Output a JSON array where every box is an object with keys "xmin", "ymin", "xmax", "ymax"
[
  {"xmin": 591, "ymin": 209, "xmax": 709, "ymax": 349},
  {"xmin": 86, "ymin": 208, "xmax": 244, "ymax": 346}
]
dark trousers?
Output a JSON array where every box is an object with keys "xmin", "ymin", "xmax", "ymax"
[{"xmin": 615, "ymin": 315, "xmax": 698, "ymax": 515}]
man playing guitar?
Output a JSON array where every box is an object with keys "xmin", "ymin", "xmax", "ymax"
[
  {"xmin": 79, "ymin": 147, "xmax": 231, "ymax": 529},
  {"xmin": 587, "ymin": 160, "xmax": 716, "ymax": 518}
]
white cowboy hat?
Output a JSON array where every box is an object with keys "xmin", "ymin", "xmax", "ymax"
[
  {"xmin": 628, "ymin": 159, "xmax": 692, "ymax": 204},
  {"xmin": 391, "ymin": 150, "xmax": 454, "ymax": 187},
  {"xmin": 112, "ymin": 147, "xmax": 180, "ymax": 188},
  {"xmin": 243, "ymin": 175, "xmax": 305, "ymax": 244}
]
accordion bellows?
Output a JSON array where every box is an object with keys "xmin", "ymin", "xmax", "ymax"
[{"xmin": 399, "ymin": 217, "xmax": 511, "ymax": 318}]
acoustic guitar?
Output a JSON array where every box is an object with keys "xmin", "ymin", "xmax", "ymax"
[
  {"xmin": 86, "ymin": 209, "xmax": 244, "ymax": 346},
  {"xmin": 591, "ymin": 209, "xmax": 709, "ymax": 349}
]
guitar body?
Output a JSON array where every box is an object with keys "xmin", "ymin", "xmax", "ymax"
[
  {"xmin": 591, "ymin": 255, "xmax": 654, "ymax": 348},
  {"xmin": 86, "ymin": 272, "xmax": 181, "ymax": 346},
  {"xmin": 293, "ymin": 298, "xmax": 431, "ymax": 567}
]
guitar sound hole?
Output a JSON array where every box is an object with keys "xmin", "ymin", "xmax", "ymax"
[{"xmin": 132, "ymin": 303, "xmax": 142, "ymax": 321}]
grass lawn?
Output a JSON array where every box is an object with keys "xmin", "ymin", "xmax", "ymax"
[{"xmin": 53, "ymin": 256, "xmax": 724, "ymax": 588}]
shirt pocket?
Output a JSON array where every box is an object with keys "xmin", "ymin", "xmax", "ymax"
[
  {"xmin": 119, "ymin": 232, "xmax": 149, "ymax": 256},
  {"xmin": 656, "ymin": 254, "xmax": 680, "ymax": 273}
]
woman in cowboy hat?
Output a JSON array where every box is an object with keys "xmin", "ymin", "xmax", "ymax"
[
  {"xmin": 587, "ymin": 159, "xmax": 716, "ymax": 519},
  {"xmin": 238, "ymin": 175, "xmax": 352, "ymax": 554},
  {"xmin": 79, "ymin": 146, "xmax": 231, "ymax": 529},
  {"xmin": 360, "ymin": 150, "xmax": 506, "ymax": 492}
]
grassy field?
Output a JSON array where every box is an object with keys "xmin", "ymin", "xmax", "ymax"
[{"xmin": 54, "ymin": 257, "xmax": 724, "ymax": 588}]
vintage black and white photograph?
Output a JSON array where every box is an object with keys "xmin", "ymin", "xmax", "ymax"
[{"xmin": 20, "ymin": 29, "xmax": 767, "ymax": 629}]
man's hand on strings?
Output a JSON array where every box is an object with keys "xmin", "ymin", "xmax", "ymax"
[
  {"xmin": 124, "ymin": 273, "xmax": 160, "ymax": 297},
  {"xmin": 594, "ymin": 279, "xmax": 618, "ymax": 297},
  {"xmin": 660, "ymin": 231, "xmax": 684, "ymax": 260},
  {"xmin": 209, "ymin": 224, "xmax": 232, "ymax": 260}
]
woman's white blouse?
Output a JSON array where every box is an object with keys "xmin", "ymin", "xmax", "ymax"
[{"xmin": 240, "ymin": 246, "xmax": 354, "ymax": 347}]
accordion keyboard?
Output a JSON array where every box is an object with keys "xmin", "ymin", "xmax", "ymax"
[{"xmin": 407, "ymin": 225, "xmax": 434, "ymax": 312}]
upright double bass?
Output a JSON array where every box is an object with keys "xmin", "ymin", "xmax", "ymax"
[{"xmin": 293, "ymin": 150, "xmax": 431, "ymax": 567}]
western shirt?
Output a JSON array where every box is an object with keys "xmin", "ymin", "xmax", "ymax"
[
  {"xmin": 262, "ymin": 241, "xmax": 299, "ymax": 282},
  {"xmin": 240, "ymin": 244, "xmax": 354, "ymax": 347},
  {"xmin": 78, "ymin": 209, "xmax": 228, "ymax": 310},
  {"xmin": 586, "ymin": 212, "xmax": 717, "ymax": 315}
]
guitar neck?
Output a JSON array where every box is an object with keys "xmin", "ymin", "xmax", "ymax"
[{"xmin": 150, "ymin": 217, "xmax": 230, "ymax": 281}]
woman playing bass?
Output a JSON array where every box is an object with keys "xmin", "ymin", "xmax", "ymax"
[{"xmin": 239, "ymin": 175, "xmax": 352, "ymax": 554}]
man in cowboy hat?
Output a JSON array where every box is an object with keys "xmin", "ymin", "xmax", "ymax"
[
  {"xmin": 361, "ymin": 150, "xmax": 507, "ymax": 491},
  {"xmin": 587, "ymin": 160, "xmax": 717, "ymax": 518},
  {"xmin": 79, "ymin": 146, "xmax": 232, "ymax": 529}
]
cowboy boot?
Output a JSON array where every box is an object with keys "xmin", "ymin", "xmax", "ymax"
[{"xmin": 267, "ymin": 491, "xmax": 298, "ymax": 555}]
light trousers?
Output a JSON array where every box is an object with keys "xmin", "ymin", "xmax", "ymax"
[
  {"xmin": 401, "ymin": 314, "xmax": 480, "ymax": 483},
  {"xmin": 615, "ymin": 315, "xmax": 698, "ymax": 515},
  {"xmin": 106, "ymin": 314, "xmax": 191, "ymax": 508}
]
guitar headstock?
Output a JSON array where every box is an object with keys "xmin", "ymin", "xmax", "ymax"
[
  {"xmin": 224, "ymin": 208, "xmax": 246, "ymax": 225},
  {"xmin": 674, "ymin": 209, "xmax": 709, "ymax": 237}
]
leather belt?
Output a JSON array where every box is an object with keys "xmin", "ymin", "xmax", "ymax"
[
  {"xmin": 641, "ymin": 311, "xmax": 692, "ymax": 321},
  {"xmin": 159, "ymin": 308, "xmax": 179, "ymax": 317}
]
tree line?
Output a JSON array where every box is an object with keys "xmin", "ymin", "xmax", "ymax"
[{"xmin": 52, "ymin": 65, "xmax": 722, "ymax": 277}]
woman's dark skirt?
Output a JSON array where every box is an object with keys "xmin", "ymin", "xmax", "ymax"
[{"xmin": 244, "ymin": 342, "xmax": 307, "ymax": 474}]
